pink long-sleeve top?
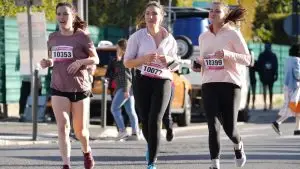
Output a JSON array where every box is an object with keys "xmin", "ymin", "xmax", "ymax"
[{"xmin": 198, "ymin": 23, "xmax": 252, "ymax": 87}]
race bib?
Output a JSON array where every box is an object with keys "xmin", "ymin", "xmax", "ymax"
[
  {"xmin": 141, "ymin": 63, "xmax": 168, "ymax": 79},
  {"xmin": 52, "ymin": 46, "xmax": 73, "ymax": 61},
  {"xmin": 204, "ymin": 58, "xmax": 224, "ymax": 70}
]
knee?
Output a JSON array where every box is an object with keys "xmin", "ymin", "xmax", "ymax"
[
  {"xmin": 149, "ymin": 119, "xmax": 161, "ymax": 130},
  {"xmin": 57, "ymin": 122, "xmax": 71, "ymax": 136},
  {"xmin": 224, "ymin": 127, "xmax": 238, "ymax": 139},
  {"xmin": 110, "ymin": 105, "xmax": 120, "ymax": 114},
  {"xmin": 74, "ymin": 129, "xmax": 89, "ymax": 140}
]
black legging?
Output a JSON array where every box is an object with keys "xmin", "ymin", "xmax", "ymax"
[
  {"xmin": 262, "ymin": 82, "xmax": 274, "ymax": 108},
  {"xmin": 133, "ymin": 71, "xmax": 171, "ymax": 165},
  {"xmin": 202, "ymin": 82, "xmax": 241, "ymax": 160},
  {"xmin": 246, "ymin": 82, "xmax": 256, "ymax": 107},
  {"xmin": 162, "ymin": 85, "xmax": 174, "ymax": 131}
]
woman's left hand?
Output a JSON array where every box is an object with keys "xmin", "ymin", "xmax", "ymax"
[
  {"xmin": 67, "ymin": 60, "xmax": 83, "ymax": 74},
  {"xmin": 214, "ymin": 50, "xmax": 224, "ymax": 59},
  {"xmin": 158, "ymin": 55, "xmax": 168, "ymax": 67}
]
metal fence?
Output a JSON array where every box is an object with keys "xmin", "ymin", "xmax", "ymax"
[
  {"xmin": 0, "ymin": 16, "xmax": 125, "ymax": 104},
  {"xmin": 248, "ymin": 42, "xmax": 290, "ymax": 94}
]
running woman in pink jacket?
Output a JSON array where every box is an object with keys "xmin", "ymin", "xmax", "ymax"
[{"xmin": 193, "ymin": 2, "xmax": 253, "ymax": 169}]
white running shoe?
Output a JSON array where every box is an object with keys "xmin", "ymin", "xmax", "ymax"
[
  {"xmin": 127, "ymin": 134, "xmax": 141, "ymax": 141},
  {"xmin": 116, "ymin": 131, "xmax": 129, "ymax": 141},
  {"xmin": 209, "ymin": 159, "xmax": 220, "ymax": 169},
  {"xmin": 234, "ymin": 141, "xmax": 246, "ymax": 167}
]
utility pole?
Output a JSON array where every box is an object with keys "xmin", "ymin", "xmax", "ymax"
[
  {"xmin": 292, "ymin": 0, "xmax": 299, "ymax": 44},
  {"xmin": 168, "ymin": 0, "xmax": 172, "ymax": 32},
  {"xmin": 77, "ymin": 0, "xmax": 84, "ymax": 19},
  {"xmin": 85, "ymin": 0, "xmax": 88, "ymax": 24},
  {"xmin": 15, "ymin": 0, "xmax": 43, "ymax": 141}
]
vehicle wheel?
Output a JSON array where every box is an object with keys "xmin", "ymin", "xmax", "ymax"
[
  {"xmin": 175, "ymin": 35, "xmax": 193, "ymax": 59},
  {"xmin": 177, "ymin": 95, "xmax": 191, "ymax": 127},
  {"xmin": 238, "ymin": 108, "xmax": 249, "ymax": 122}
]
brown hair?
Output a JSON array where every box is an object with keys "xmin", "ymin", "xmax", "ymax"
[
  {"xmin": 136, "ymin": 1, "xmax": 164, "ymax": 29},
  {"xmin": 213, "ymin": 1, "xmax": 246, "ymax": 25},
  {"xmin": 117, "ymin": 39, "xmax": 127, "ymax": 57},
  {"xmin": 56, "ymin": 2, "xmax": 87, "ymax": 33}
]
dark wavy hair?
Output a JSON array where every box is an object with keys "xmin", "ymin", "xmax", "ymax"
[
  {"xmin": 213, "ymin": 1, "xmax": 246, "ymax": 25},
  {"xmin": 136, "ymin": 1, "xmax": 164, "ymax": 29},
  {"xmin": 56, "ymin": 2, "xmax": 87, "ymax": 33}
]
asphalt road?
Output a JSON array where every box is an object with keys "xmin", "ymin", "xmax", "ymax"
[{"xmin": 0, "ymin": 121, "xmax": 299, "ymax": 169}]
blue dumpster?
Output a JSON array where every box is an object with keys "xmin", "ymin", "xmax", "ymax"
[{"xmin": 173, "ymin": 17, "xmax": 209, "ymax": 46}]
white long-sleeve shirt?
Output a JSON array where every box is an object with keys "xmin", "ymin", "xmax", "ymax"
[{"xmin": 124, "ymin": 28, "xmax": 179, "ymax": 80}]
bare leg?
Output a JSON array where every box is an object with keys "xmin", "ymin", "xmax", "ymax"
[
  {"xmin": 262, "ymin": 84, "xmax": 267, "ymax": 111},
  {"xmin": 51, "ymin": 96, "xmax": 72, "ymax": 166},
  {"xmin": 296, "ymin": 116, "xmax": 300, "ymax": 130},
  {"xmin": 269, "ymin": 83, "xmax": 274, "ymax": 109},
  {"xmin": 276, "ymin": 115, "xmax": 289, "ymax": 124},
  {"xmin": 72, "ymin": 97, "xmax": 91, "ymax": 153}
]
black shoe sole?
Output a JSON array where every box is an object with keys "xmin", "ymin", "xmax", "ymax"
[{"xmin": 272, "ymin": 124, "xmax": 282, "ymax": 135}]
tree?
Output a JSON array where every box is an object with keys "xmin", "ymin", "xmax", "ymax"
[
  {"xmin": 239, "ymin": 0, "xmax": 256, "ymax": 41},
  {"xmin": 0, "ymin": 0, "xmax": 72, "ymax": 21},
  {"xmin": 252, "ymin": 0, "xmax": 292, "ymax": 44},
  {"xmin": 88, "ymin": 0, "xmax": 178, "ymax": 28}
]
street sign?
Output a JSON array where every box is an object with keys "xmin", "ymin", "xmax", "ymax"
[
  {"xmin": 15, "ymin": 0, "xmax": 42, "ymax": 6},
  {"xmin": 17, "ymin": 12, "xmax": 48, "ymax": 76},
  {"xmin": 283, "ymin": 14, "xmax": 300, "ymax": 37}
]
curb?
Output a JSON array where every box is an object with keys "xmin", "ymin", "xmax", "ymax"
[
  {"xmin": 0, "ymin": 123, "xmax": 245, "ymax": 146},
  {"xmin": 0, "ymin": 139, "xmax": 57, "ymax": 146}
]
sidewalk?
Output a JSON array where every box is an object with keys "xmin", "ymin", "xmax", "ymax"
[
  {"xmin": 0, "ymin": 120, "xmax": 210, "ymax": 146},
  {"xmin": 0, "ymin": 121, "xmax": 114, "ymax": 146}
]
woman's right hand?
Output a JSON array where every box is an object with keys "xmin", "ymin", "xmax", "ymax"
[
  {"xmin": 143, "ymin": 53, "xmax": 157, "ymax": 64},
  {"xmin": 40, "ymin": 59, "xmax": 51, "ymax": 69},
  {"xmin": 192, "ymin": 66, "xmax": 201, "ymax": 72},
  {"xmin": 191, "ymin": 58, "xmax": 202, "ymax": 72}
]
